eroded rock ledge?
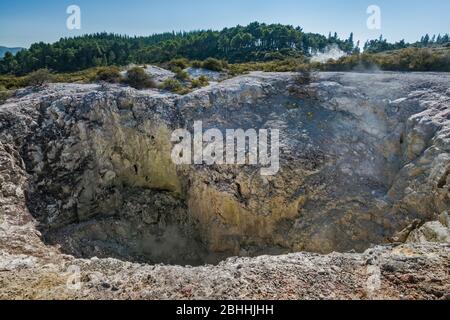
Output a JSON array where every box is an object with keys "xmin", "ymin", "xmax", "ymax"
[
  {"xmin": 0, "ymin": 243, "xmax": 447, "ymax": 300},
  {"xmin": 0, "ymin": 71, "xmax": 449, "ymax": 299}
]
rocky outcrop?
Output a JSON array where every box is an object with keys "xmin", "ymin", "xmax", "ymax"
[
  {"xmin": 406, "ymin": 212, "xmax": 450, "ymax": 243},
  {"xmin": 0, "ymin": 71, "xmax": 448, "ymax": 299},
  {"xmin": 0, "ymin": 243, "xmax": 448, "ymax": 300}
]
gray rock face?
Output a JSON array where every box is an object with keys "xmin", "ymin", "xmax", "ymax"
[
  {"xmin": 175, "ymin": 72, "xmax": 449, "ymax": 255},
  {"xmin": 143, "ymin": 65, "xmax": 176, "ymax": 83},
  {"xmin": 0, "ymin": 72, "xmax": 449, "ymax": 296}
]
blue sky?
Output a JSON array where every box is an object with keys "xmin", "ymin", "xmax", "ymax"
[{"xmin": 1, "ymin": 0, "xmax": 449, "ymax": 48}]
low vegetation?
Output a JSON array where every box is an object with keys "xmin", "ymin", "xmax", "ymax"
[
  {"xmin": 317, "ymin": 47, "xmax": 450, "ymax": 72},
  {"xmin": 228, "ymin": 57, "xmax": 308, "ymax": 75},
  {"xmin": 0, "ymin": 85, "xmax": 11, "ymax": 104},
  {"xmin": 26, "ymin": 68, "xmax": 53, "ymax": 87},
  {"xmin": 160, "ymin": 78, "xmax": 190, "ymax": 94},
  {"xmin": 52, "ymin": 67, "xmax": 114, "ymax": 84},
  {"xmin": 0, "ymin": 44, "xmax": 448, "ymax": 94},
  {"xmin": 94, "ymin": 66, "xmax": 123, "ymax": 83},
  {"xmin": 0, "ymin": 74, "xmax": 27, "ymax": 90},
  {"xmin": 124, "ymin": 67, "xmax": 156, "ymax": 89},
  {"xmin": 191, "ymin": 60, "xmax": 203, "ymax": 68},
  {"xmin": 166, "ymin": 57, "xmax": 227, "ymax": 72},
  {"xmin": 160, "ymin": 75, "xmax": 211, "ymax": 94},
  {"xmin": 0, "ymin": 67, "xmax": 125, "ymax": 90},
  {"xmin": 1, "ymin": 21, "xmax": 447, "ymax": 93},
  {"xmin": 191, "ymin": 75, "xmax": 209, "ymax": 88},
  {"xmin": 172, "ymin": 67, "xmax": 190, "ymax": 81},
  {"xmin": 201, "ymin": 58, "xmax": 227, "ymax": 71},
  {"xmin": 167, "ymin": 58, "xmax": 190, "ymax": 71}
]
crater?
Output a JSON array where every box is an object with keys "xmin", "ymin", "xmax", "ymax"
[{"xmin": 13, "ymin": 72, "xmax": 448, "ymax": 266}]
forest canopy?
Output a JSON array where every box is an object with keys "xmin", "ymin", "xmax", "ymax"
[
  {"xmin": 0, "ymin": 22, "xmax": 356, "ymax": 75},
  {"xmin": 1, "ymin": 22, "xmax": 448, "ymax": 75}
]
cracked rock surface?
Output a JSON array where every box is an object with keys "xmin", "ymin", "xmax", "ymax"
[{"xmin": 0, "ymin": 71, "xmax": 449, "ymax": 299}]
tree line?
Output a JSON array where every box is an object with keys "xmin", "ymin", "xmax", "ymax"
[
  {"xmin": 363, "ymin": 33, "xmax": 450, "ymax": 53},
  {"xmin": 1, "ymin": 21, "xmax": 448, "ymax": 75},
  {"xmin": 0, "ymin": 22, "xmax": 355, "ymax": 75}
]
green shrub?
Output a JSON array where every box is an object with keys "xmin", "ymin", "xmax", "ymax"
[
  {"xmin": 263, "ymin": 52, "xmax": 285, "ymax": 61},
  {"xmin": 94, "ymin": 66, "xmax": 123, "ymax": 83},
  {"xmin": 172, "ymin": 67, "xmax": 190, "ymax": 81},
  {"xmin": 26, "ymin": 68, "xmax": 53, "ymax": 87},
  {"xmin": 191, "ymin": 75, "xmax": 209, "ymax": 88},
  {"xmin": 191, "ymin": 79, "xmax": 201, "ymax": 88},
  {"xmin": 0, "ymin": 85, "xmax": 11, "ymax": 104},
  {"xmin": 202, "ymin": 58, "xmax": 225, "ymax": 71},
  {"xmin": 160, "ymin": 78, "xmax": 191, "ymax": 94},
  {"xmin": 161, "ymin": 78, "xmax": 182, "ymax": 91},
  {"xmin": 228, "ymin": 58, "xmax": 308, "ymax": 75},
  {"xmin": 124, "ymin": 67, "xmax": 156, "ymax": 89},
  {"xmin": 168, "ymin": 58, "xmax": 190, "ymax": 71},
  {"xmin": 198, "ymin": 76, "xmax": 209, "ymax": 86},
  {"xmin": 386, "ymin": 47, "xmax": 450, "ymax": 71},
  {"xmin": 191, "ymin": 60, "xmax": 203, "ymax": 68}
]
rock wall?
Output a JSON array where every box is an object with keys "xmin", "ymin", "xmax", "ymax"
[{"xmin": 0, "ymin": 72, "xmax": 449, "ymax": 265}]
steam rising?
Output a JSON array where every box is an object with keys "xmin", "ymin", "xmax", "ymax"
[{"xmin": 311, "ymin": 44, "xmax": 347, "ymax": 63}]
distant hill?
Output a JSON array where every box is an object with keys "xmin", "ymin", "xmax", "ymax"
[{"xmin": 0, "ymin": 46, "xmax": 24, "ymax": 58}]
